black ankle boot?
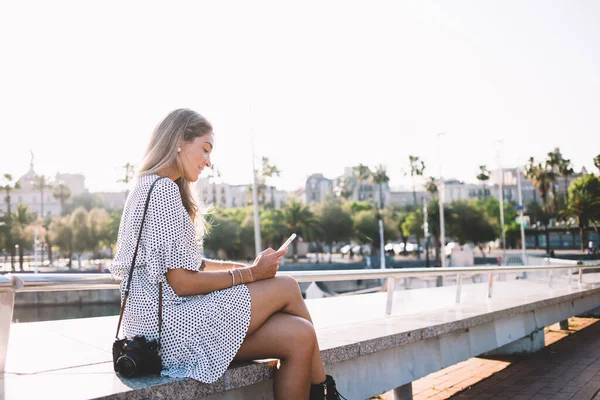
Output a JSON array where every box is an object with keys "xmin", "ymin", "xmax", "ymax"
[{"xmin": 309, "ymin": 375, "xmax": 347, "ymax": 400}]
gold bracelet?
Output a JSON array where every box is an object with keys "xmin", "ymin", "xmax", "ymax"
[
  {"xmin": 228, "ymin": 270, "xmax": 235, "ymax": 287},
  {"xmin": 247, "ymin": 268, "xmax": 254, "ymax": 283},
  {"xmin": 236, "ymin": 268, "xmax": 244, "ymax": 284}
]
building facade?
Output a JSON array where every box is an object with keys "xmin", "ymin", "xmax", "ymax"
[
  {"xmin": 0, "ymin": 164, "xmax": 86, "ymax": 218},
  {"xmin": 195, "ymin": 178, "xmax": 290, "ymax": 209}
]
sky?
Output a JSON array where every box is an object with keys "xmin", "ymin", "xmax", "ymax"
[{"xmin": 1, "ymin": 0, "xmax": 599, "ymax": 193}]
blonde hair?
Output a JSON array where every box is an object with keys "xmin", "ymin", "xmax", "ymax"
[{"xmin": 138, "ymin": 108, "xmax": 212, "ymax": 232}]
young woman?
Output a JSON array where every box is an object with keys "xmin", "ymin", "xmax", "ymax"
[{"xmin": 110, "ymin": 109, "xmax": 344, "ymax": 399}]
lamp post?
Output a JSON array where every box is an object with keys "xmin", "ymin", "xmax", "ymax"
[
  {"xmin": 496, "ymin": 140, "xmax": 506, "ymax": 265},
  {"xmin": 516, "ymin": 166, "xmax": 527, "ymax": 264},
  {"xmin": 436, "ymin": 132, "xmax": 447, "ymax": 269},
  {"xmin": 251, "ymin": 138, "xmax": 262, "ymax": 258}
]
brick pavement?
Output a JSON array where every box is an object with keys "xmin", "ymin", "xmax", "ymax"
[{"xmin": 370, "ymin": 318, "xmax": 600, "ymax": 400}]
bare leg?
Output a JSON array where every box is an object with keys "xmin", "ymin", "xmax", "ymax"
[
  {"xmin": 234, "ymin": 312, "xmax": 316, "ymax": 399},
  {"xmin": 241, "ymin": 275, "xmax": 327, "ymax": 384}
]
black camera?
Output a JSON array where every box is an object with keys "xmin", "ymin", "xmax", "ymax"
[{"xmin": 112, "ymin": 335, "xmax": 162, "ymax": 378}]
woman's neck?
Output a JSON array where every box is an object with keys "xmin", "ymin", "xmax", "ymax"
[{"xmin": 156, "ymin": 167, "xmax": 180, "ymax": 182}]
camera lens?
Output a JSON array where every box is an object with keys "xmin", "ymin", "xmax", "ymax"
[{"xmin": 116, "ymin": 356, "xmax": 137, "ymax": 378}]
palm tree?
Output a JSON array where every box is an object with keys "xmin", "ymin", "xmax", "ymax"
[
  {"xmin": 594, "ymin": 154, "xmax": 600, "ymax": 175},
  {"xmin": 546, "ymin": 148, "xmax": 563, "ymax": 212},
  {"xmin": 424, "ymin": 177, "xmax": 438, "ymax": 197},
  {"xmin": 261, "ymin": 157, "xmax": 281, "ymax": 208},
  {"xmin": 333, "ymin": 176, "xmax": 354, "ymax": 200},
  {"xmin": 1, "ymin": 173, "xmax": 20, "ymax": 270},
  {"xmin": 118, "ymin": 162, "xmax": 135, "ymax": 200},
  {"xmin": 281, "ymin": 199, "xmax": 321, "ymax": 258},
  {"xmin": 559, "ymin": 174, "xmax": 600, "ymax": 252},
  {"xmin": 52, "ymin": 182, "xmax": 71, "ymax": 215},
  {"xmin": 32, "ymin": 174, "xmax": 53, "ymax": 219},
  {"xmin": 558, "ymin": 158, "xmax": 574, "ymax": 204},
  {"xmin": 528, "ymin": 160, "xmax": 553, "ymax": 253},
  {"xmin": 12, "ymin": 204, "xmax": 35, "ymax": 270},
  {"xmin": 408, "ymin": 156, "xmax": 425, "ymax": 206},
  {"xmin": 352, "ymin": 164, "xmax": 372, "ymax": 201},
  {"xmin": 371, "ymin": 165, "xmax": 390, "ymax": 210},
  {"xmin": 476, "ymin": 165, "xmax": 490, "ymax": 198},
  {"xmin": 525, "ymin": 157, "xmax": 539, "ymax": 205},
  {"xmin": 32, "ymin": 174, "xmax": 53, "ymax": 267}
]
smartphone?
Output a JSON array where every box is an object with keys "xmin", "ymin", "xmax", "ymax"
[{"xmin": 278, "ymin": 233, "xmax": 297, "ymax": 252}]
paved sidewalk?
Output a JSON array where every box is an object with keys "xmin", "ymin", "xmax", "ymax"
[{"xmin": 372, "ymin": 318, "xmax": 600, "ymax": 400}]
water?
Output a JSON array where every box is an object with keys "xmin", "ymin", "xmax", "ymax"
[{"xmin": 13, "ymin": 304, "xmax": 120, "ymax": 323}]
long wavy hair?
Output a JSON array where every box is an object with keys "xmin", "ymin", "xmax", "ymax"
[{"xmin": 138, "ymin": 109, "xmax": 212, "ymax": 232}]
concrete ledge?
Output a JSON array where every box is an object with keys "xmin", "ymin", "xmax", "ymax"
[{"xmin": 4, "ymin": 275, "xmax": 600, "ymax": 399}]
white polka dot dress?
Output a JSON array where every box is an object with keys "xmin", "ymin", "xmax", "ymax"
[{"xmin": 110, "ymin": 175, "xmax": 251, "ymax": 383}]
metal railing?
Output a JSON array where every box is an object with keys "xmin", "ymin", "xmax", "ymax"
[
  {"xmin": 1, "ymin": 263, "xmax": 599, "ymax": 373},
  {"xmin": 4, "ymin": 263, "xmax": 600, "ymax": 310}
]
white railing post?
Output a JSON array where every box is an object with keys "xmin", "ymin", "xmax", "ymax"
[
  {"xmin": 579, "ymin": 268, "xmax": 583, "ymax": 287},
  {"xmin": 455, "ymin": 274, "xmax": 462, "ymax": 304},
  {"xmin": 0, "ymin": 275, "xmax": 23, "ymax": 374},
  {"xmin": 548, "ymin": 269, "xmax": 553, "ymax": 289},
  {"xmin": 386, "ymin": 278, "xmax": 396, "ymax": 315},
  {"xmin": 0, "ymin": 290, "xmax": 15, "ymax": 373},
  {"xmin": 488, "ymin": 272, "xmax": 494, "ymax": 299}
]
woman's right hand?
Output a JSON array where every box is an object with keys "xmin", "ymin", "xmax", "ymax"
[{"xmin": 250, "ymin": 247, "xmax": 288, "ymax": 281}]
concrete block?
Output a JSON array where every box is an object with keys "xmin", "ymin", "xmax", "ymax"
[{"xmin": 483, "ymin": 327, "xmax": 545, "ymax": 356}]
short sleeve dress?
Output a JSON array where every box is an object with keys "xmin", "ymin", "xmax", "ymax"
[{"xmin": 109, "ymin": 175, "xmax": 252, "ymax": 383}]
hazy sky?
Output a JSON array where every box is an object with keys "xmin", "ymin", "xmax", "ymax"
[{"xmin": 1, "ymin": 1, "xmax": 599, "ymax": 193}]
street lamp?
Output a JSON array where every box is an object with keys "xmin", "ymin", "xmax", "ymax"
[
  {"xmin": 436, "ymin": 132, "xmax": 447, "ymax": 269},
  {"xmin": 496, "ymin": 140, "xmax": 507, "ymax": 265}
]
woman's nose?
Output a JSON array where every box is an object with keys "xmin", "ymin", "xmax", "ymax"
[{"xmin": 205, "ymin": 156, "xmax": 211, "ymax": 168}]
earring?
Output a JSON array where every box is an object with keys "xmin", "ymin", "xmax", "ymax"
[{"xmin": 177, "ymin": 147, "xmax": 181, "ymax": 153}]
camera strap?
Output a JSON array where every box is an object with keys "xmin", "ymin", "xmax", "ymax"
[{"xmin": 115, "ymin": 176, "xmax": 166, "ymax": 341}]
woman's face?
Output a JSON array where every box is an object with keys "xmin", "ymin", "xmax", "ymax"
[{"xmin": 179, "ymin": 132, "xmax": 214, "ymax": 182}]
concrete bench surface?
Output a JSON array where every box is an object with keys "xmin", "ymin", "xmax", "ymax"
[{"xmin": 3, "ymin": 271, "xmax": 600, "ymax": 400}]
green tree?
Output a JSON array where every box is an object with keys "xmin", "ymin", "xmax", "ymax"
[
  {"xmin": 559, "ymin": 174, "xmax": 600, "ymax": 252},
  {"xmin": 260, "ymin": 208, "xmax": 287, "ymax": 249},
  {"xmin": 401, "ymin": 209, "xmax": 423, "ymax": 245},
  {"xmin": 447, "ymin": 201, "xmax": 496, "ymax": 245},
  {"xmin": 204, "ymin": 211, "xmax": 243, "ymax": 258},
  {"xmin": 1, "ymin": 173, "xmax": 20, "ymax": 270},
  {"xmin": 476, "ymin": 165, "xmax": 490, "ymax": 198},
  {"xmin": 352, "ymin": 209, "xmax": 398, "ymax": 252},
  {"xmin": 63, "ymin": 192, "xmax": 104, "ymax": 214},
  {"xmin": 333, "ymin": 176, "xmax": 354, "ymax": 200},
  {"xmin": 53, "ymin": 182, "xmax": 72, "ymax": 215},
  {"xmin": 88, "ymin": 208, "xmax": 111, "ymax": 257},
  {"xmin": 49, "ymin": 215, "xmax": 73, "ymax": 267},
  {"xmin": 424, "ymin": 177, "xmax": 438, "ymax": 197},
  {"xmin": 11, "ymin": 204, "xmax": 36, "ymax": 270},
  {"xmin": 281, "ymin": 199, "xmax": 321, "ymax": 257},
  {"xmin": 313, "ymin": 198, "xmax": 353, "ymax": 262},
  {"xmin": 71, "ymin": 207, "xmax": 91, "ymax": 268},
  {"xmin": 106, "ymin": 209, "xmax": 122, "ymax": 256},
  {"xmin": 595, "ymin": 154, "xmax": 600, "ymax": 174}
]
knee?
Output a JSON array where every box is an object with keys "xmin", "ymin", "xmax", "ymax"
[
  {"xmin": 286, "ymin": 318, "xmax": 317, "ymax": 357},
  {"xmin": 275, "ymin": 275, "xmax": 302, "ymax": 297}
]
